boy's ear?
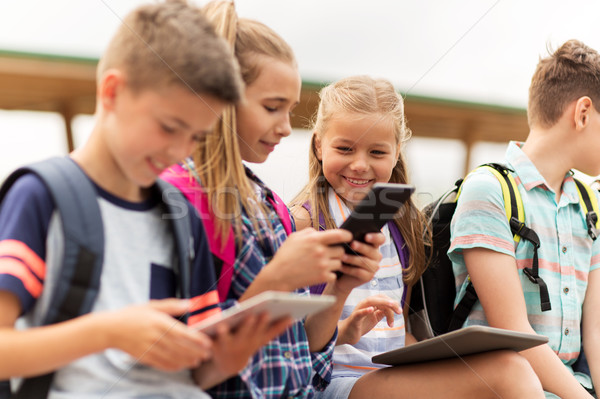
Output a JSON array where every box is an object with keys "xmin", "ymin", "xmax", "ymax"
[
  {"xmin": 98, "ymin": 69, "xmax": 126, "ymax": 111},
  {"xmin": 313, "ymin": 133, "xmax": 323, "ymax": 160},
  {"xmin": 574, "ymin": 96, "xmax": 593, "ymax": 130}
]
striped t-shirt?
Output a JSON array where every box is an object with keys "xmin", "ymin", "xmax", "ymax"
[
  {"xmin": 328, "ymin": 188, "xmax": 406, "ymax": 378},
  {"xmin": 449, "ymin": 141, "xmax": 600, "ymax": 365}
]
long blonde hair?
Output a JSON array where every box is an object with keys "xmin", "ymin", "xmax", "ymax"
[
  {"xmin": 290, "ymin": 75, "xmax": 430, "ymax": 286},
  {"xmin": 193, "ymin": 0, "xmax": 297, "ymax": 248}
]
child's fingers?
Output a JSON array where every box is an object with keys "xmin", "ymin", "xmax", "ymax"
[
  {"xmin": 364, "ymin": 232, "xmax": 386, "ymax": 248},
  {"xmin": 315, "ymin": 229, "xmax": 353, "ymax": 245},
  {"xmin": 147, "ymin": 298, "xmax": 191, "ymax": 316},
  {"xmin": 358, "ymin": 296, "xmax": 400, "ymax": 312},
  {"xmin": 340, "ymin": 255, "xmax": 379, "ymax": 274},
  {"xmin": 349, "ymin": 241, "xmax": 383, "ymax": 263},
  {"xmin": 381, "ymin": 307, "xmax": 396, "ymax": 327},
  {"xmin": 351, "ymin": 306, "xmax": 375, "ymax": 321}
]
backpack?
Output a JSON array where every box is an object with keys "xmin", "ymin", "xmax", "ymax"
[
  {"xmin": 0, "ymin": 156, "xmax": 194, "ymax": 399},
  {"xmin": 162, "ymin": 163, "xmax": 293, "ymax": 302},
  {"xmin": 408, "ymin": 163, "xmax": 600, "ymax": 341}
]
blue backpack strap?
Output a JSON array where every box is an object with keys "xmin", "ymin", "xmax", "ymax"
[
  {"xmin": 156, "ymin": 179, "xmax": 192, "ymax": 318},
  {"xmin": 0, "ymin": 156, "xmax": 104, "ymax": 398}
]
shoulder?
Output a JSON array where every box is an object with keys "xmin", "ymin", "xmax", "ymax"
[
  {"xmin": 457, "ymin": 167, "xmax": 506, "ymax": 208},
  {"xmin": 0, "ymin": 173, "xmax": 55, "ymax": 240},
  {"xmin": 290, "ymin": 204, "xmax": 312, "ymax": 230}
]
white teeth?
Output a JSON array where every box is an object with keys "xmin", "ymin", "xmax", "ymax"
[
  {"xmin": 152, "ymin": 159, "xmax": 166, "ymax": 169},
  {"xmin": 346, "ymin": 178, "xmax": 369, "ymax": 185}
]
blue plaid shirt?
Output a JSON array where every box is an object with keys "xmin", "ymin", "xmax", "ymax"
[{"xmin": 208, "ymin": 167, "xmax": 336, "ymax": 399}]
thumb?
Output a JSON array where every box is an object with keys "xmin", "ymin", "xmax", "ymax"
[{"xmin": 148, "ymin": 298, "xmax": 191, "ymax": 316}]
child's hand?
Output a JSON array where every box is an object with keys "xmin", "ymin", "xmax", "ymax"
[
  {"xmin": 337, "ymin": 295, "xmax": 401, "ymax": 345},
  {"xmin": 104, "ymin": 299, "xmax": 212, "ymax": 372},
  {"xmin": 258, "ymin": 228, "xmax": 353, "ymax": 290},
  {"xmin": 194, "ymin": 313, "xmax": 293, "ymax": 389},
  {"xmin": 334, "ymin": 232, "xmax": 385, "ymax": 295}
]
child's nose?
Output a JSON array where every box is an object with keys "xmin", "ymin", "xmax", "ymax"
[
  {"xmin": 167, "ymin": 137, "xmax": 196, "ymax": 165},
  {"xmin": 350, "ymin": 155, "xmax": 368, "ymax": 172},
  {"xmin": 275, "ymin": 114, "xmax": 292, "ymax": 137}
]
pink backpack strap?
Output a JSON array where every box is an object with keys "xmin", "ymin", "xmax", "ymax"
[
  {"xmin": 269, "ymin": 190, "xmax": 293, "ymax": 236},
  {"xmin": 161, "ymin": 164, "xmax": 236, "ymax": 302}
]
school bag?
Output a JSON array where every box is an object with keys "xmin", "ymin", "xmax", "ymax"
[
  {"xmin": 0, "ymin": 156, "xmax": 194, "ymax": 399},
  {"xmin": 407, "ymin": 163, "xmax": 600, "ymax": 341},
  {"xmin": 162, "ymin": 163, "xmax": 293, "ymax": 302}
]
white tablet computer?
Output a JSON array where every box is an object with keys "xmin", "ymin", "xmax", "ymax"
[
  {"xmin": 372, "ymin": 325, "xmax": 548, "ymax": 366},
  {"xmin": 192, "ymin": 291, "xmax": 336, "ymax": 337}
]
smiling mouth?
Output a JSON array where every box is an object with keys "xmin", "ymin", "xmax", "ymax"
[
  {"xmin": 344, "ymin": 177, "xmax": 372, "ymax": 185},
  {"xmin": 260, "ymin": 141, "xmax": 279, "ymax": 151},
  {"xmin": 149, "ymin": 158, "xmax": 167, "ymax": 173}
]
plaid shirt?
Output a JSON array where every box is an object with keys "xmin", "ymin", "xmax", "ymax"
[{"xmin": 208, "ymin": 167, "xmax": 336, "ymax": 399}]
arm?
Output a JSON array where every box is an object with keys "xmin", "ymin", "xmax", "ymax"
[
  {"xmin": 464, "ymin": 248, "xmax": 591, "ymax": 398},
  {"xmin": 291, "ymin": 205, "xmax": 312, "ymax": 231},
  {"xmin": 239, "ymin": 228, "xmax": 353, "ymax": 300},
  {"xmin": 0, "ymin": 293, "xmax": 212, "ymax": 379},
  {"xmin": 583, "ymin": 268, "xmax": 600, "ymax": 391},
  {"xmin": 304, "ymin": 233, "xmax": 384, "ymax": 352}
]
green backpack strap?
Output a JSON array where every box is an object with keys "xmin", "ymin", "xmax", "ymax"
[{"xmin": 573, "ymin": 178, "xmax": 600, "ymax": 241}]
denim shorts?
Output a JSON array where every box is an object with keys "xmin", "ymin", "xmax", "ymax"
[{"xmin": 314, "ymin": 377, "xmax": 358, "ymax": 399}]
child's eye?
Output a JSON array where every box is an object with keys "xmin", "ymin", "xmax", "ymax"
[
  {"xmin": 336, "ymin": 147, "xmax": 352, "ymax": 153},
  {"xmin": 371, "ymin": 150, "xmax": 387, "ymax": 155},
  {"xmin": 161, "ymin": 123, "xmax": 176, "ymax": 133},
  {"xmin": 264, "ymin": 106, "xmax": 277, "ymax": 112}
]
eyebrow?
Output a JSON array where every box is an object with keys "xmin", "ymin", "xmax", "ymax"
[
  {"xmin": 265, "ymin": 97, "xmax": 300, "ymax": 106},
  {"xmin": 166, "ymin": 116, "xmax": 190, "ymax": 130},
  {"xmin": 331, "ymin": 137, "xmax": 393, "ymax": 148}
]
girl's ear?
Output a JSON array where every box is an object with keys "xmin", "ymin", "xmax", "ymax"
[{"xmin": 313, "ymin": 133, "xmax": 323, "ymax": 160}]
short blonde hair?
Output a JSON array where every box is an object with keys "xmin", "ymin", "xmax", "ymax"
[
  {"xmin": 528, "ymin": 39, "xmax": 600, "ymax": 128},
  {"xmin": 98, "ymin": 0, "xmax": 242, "ymax": 102}
]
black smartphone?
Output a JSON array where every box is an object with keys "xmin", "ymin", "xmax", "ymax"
[{"xmin": 338, "ymin": 182, "xmax": 415, "ymax": 255}]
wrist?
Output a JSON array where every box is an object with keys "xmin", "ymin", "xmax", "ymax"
[
  {"xmin": 89, "ymin": 311, "xmax": 119, "ymax": 352},
  {"xmin": 253, "ymin": 262, "xmax": 295, "ymax": 293}
]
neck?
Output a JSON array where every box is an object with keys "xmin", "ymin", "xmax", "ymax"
[
  {"xmin": 521, "ymin": 126, "xmax": 571, "ymax": 197},
  {"xmin": 71, "ymin": 127, "xmax": 147, "ymax": 202}
]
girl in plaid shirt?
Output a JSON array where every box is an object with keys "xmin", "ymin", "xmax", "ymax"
[{"xmin": 162, "ymin": 2, "xmax": 384, "ymax": 398}]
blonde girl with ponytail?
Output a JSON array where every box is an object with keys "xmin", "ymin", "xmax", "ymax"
[{"xmin": 162, "ymin": 2, "xmax": 385, "ymax": 398}]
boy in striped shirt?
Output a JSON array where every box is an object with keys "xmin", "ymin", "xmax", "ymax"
[{"xmin": 450, "ymin": 39, "xmax": 600, "ymax": 398}]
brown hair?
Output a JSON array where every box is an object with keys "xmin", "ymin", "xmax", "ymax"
[
  {"xmin": 528, "ymin": 39, "xmax": 600, "ymax": 128},
  {"xmin": 290, "ymin": 75, "xmax": 430, "ymax": 286},
  {"xmin": 97, "ymin": 0, "xmax": 242, "ymax": 103},
  {"xmin": 193, "ymin": 0, "xmax": 297, "ymax": 248}
]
